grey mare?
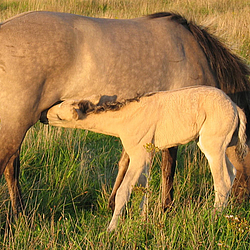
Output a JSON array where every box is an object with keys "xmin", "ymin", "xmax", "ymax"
[{"xmin": 0, "ymin": 11, "xmax": 249, "ymax": 218}]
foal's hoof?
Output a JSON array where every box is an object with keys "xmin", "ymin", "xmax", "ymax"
[{"xmin": 107, "ymin": 224, "xmax": 116, "ymax": 233}]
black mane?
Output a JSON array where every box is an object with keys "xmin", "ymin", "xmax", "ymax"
[{"xmin": 78, "ymin": 94, "xmax": 143, "ymax": 114}]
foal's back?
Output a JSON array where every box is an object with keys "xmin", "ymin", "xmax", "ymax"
[{"xmin": 143, "ymin": 86, "xmax": 238, "ymax": 149}]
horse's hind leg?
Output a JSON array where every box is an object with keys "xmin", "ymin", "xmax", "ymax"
[
  {"xmin": 4, "ymin": 151, "xmax": 23, "ymax": 218},
  {"xmin": 225, "ymin": 154, "xmax": 237, "ymax": 185},
  {"xmin": 226, "ymin": 145, "xmax": 250, "ymax": 201},
  {"xmin": 203, "ymin": 152, "xmax": 231, "ymax": 208},
  {"xmin": 161, "ymin": 147, "xmax": 178, "ymax": 211}
]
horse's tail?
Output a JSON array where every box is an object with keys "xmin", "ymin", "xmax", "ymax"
[{"xmin": 235, "ymin": 106, "xmax": 248, "ymax": 161}]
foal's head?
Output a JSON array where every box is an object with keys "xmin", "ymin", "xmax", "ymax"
[{"xmin": 46, "ymin": 100, "xmax": 80, "ymax": 123}]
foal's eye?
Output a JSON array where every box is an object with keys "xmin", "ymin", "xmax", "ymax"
[{"xmin": 56, "ymin": 114, "xmax": 62, "ymax": 120}]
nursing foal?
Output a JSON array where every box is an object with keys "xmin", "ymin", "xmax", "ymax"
[{"xmin": 43, "ymin": 86, "xmax": 247, "ymax": 232}]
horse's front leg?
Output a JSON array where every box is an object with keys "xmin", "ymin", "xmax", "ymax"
[
  {"xmin": 161, "ymin": 147, "xmax": 178, "ymax": 211},
  {"xmin": 108, "ymin": 148, "xmax": 130, "ymax": 213},
  {"xmin": 4, "ymin": 150, "xmax": 23, "ymax": 219},
  {"xmin": 0, "ymin": 110, "xmax": 35, "ymax": 219},
  {"xmin": 107, "ymin": 150, "xmax": 151, "ymax": 232}
]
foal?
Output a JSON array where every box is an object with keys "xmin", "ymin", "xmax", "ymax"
[{"xmin": 43, "ymin": 86, "xmax": 247, "ymax": 232}]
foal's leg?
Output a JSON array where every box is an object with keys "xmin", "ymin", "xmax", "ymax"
[
  {"xmin": 203, "ymin": 152, "xmax": 232, "ymax": 208},
  {"xmin": 109, "ymin": 147, "xmax": 178, "ymax": 213},
  {"xmin": 198, "ymin": 138, "xmax": 235, "ymax": 209},
  {"xmin": 138, "ymin": 158, "xmax": 150, "ymax": 215},
  {"xmin": 109, "ymin": 149, "xmax": 151, "ymax": 213},
  {"xmin": 108, "ymin": 149, "xmax": 130, "ymax": 212},
  {"xmin": 211, "ymin": 153, "xmax": 236, "ymax": 209},
  {"xmin": 4, "ymin": 151, "xmax": 23, "ymax": 218},
  {"xmin": 161, "ymin": 147, "xmax": 178, "ymax": 211},
  {"xmin": 107, "ymin": 151, "xmax": 151, "ymax": 232}
]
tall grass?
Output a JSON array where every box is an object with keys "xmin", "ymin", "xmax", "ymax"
[{"xmin": 0, "ymin": 0, "xmax": 250, "ymax": 249}]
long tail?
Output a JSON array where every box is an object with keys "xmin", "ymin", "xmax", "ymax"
[{"xmin": 236, "ymin": 106, "xmax": 248, "ymax": 161}]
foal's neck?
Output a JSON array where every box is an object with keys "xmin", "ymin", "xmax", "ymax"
[
  {"xmin": 76, "ymin": 107, "xmax": 128, "ymax": 137},
  {"xmin": 75, "ymin": 94, "xmax": 153, "ymax": 137}
]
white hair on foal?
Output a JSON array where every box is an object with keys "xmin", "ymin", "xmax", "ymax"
[{"xmin": 45, "ymin": 86, "xmax": 248, "ymax": 232}]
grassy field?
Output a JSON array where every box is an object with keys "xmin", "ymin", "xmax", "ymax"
[{"xmin": 0, "ymin": 0, "xmax": 250, "ymax": 249}]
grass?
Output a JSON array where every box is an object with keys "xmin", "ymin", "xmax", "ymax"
[
  {"xmin": 1, "ymin": 127, "xmax": 250, "ymax": 249},
  {"xmin": 0, "ymin": 0, "xmax": 250, "ymax": 249}
]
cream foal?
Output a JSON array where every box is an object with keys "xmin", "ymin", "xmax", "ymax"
[{"xmin": 44, "ymin": 86, "xmax": 247, "ymax": 232}]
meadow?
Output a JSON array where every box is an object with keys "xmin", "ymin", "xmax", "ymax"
[{"xmin": 0, "ymin": 0, "xmax": 250, "ymax": 249}]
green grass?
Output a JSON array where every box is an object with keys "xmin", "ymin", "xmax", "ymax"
[
  {"xmin": 0, "ymin": 0, "xmax": 250, "ymax": 249},
  {"xmin": 0, "ymin": 125, "xmax": 249, "ymax": 249}
]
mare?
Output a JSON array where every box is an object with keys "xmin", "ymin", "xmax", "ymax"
[
  {"xmin": 0, "ymin": 11, "xmax": 249, "ymax": 218},
  {"xmin": 43, "ymin": 86, "xmax": 248, "ymax": 232}
]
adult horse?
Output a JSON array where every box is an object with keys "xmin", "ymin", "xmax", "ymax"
[{"xmin": 0, "ymin": 11, "xmax": 249, "ymax": 218}]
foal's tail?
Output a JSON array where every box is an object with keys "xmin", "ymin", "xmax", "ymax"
[{"xmin": 235, "ymin": 106, "xmax": 248, "ymax": 161}]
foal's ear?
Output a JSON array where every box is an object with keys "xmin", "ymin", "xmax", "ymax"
[{"xmin": 72, "ymin": 108, "xmax": 80, "ymax": 120}]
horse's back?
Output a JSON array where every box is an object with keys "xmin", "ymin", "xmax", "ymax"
[
  {"xmin": 0, "ymin": 12, "xmax": 216, "ymax": 125},
  {"xmin": 0, "ymin": 11, "xmax": 214, "ymax": 96}
]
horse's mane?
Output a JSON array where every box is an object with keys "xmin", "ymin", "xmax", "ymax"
[
  {"xmin": 78, "ymin": 94, "xmax": 145, "ymax": 114},
  {"xmin": 78, "ymin": 92, "xmax": 159, "ymax": 114},
  {"xmin": 148, "ymin": 12, "xmax": 250, "ymax": 94}
]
